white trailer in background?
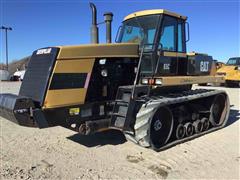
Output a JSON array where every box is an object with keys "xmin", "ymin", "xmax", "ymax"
[
  {"xmin": 11, "ymin": 70, "xmax": 26, "ymax": 81},
  {"xmin": 0, "ymin": 70, "xmax": 10, "ymax": 81}
]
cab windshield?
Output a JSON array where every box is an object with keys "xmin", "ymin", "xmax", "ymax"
[
  {"xmin": 227, "ymin": 58, "xmax": 240, "ymax": 65},
  {"xmin": 118, "ymin": 15, "xmax": 160, "ymax": 49}
]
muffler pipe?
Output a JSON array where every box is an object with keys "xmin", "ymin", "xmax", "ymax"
[
  {"xmin": 104, "ymin": 12, "xmax": 113, "ymax": 43},
  {"xmin": 89, "ymin": 3, "xmax": 99, "ymax": 44}
]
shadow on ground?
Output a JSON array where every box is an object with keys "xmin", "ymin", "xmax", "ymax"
[
  {"xmin": 67, "ymin": 129, "xmax": 126, "ymax": 147},
  {"xmin": 226, "ymin": 108, "xmax": 240, "ymax": 127}
]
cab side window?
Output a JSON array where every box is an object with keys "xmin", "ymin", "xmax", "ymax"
[
  {"xmin": 158, "ymin": 16, "xmax": 186, "ymax": 53},
  {"xmin": 177, "ymin": 22, "xmax": 186, "ymax": 52},
  {"xmin": 159, "ymin": 16, "xmax": 177, "ymax": 51}
]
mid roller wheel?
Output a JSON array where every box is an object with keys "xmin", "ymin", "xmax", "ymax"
[
  {"xmin": 176, "ymin": 124, "xmax": 186, "ymax": 139},
  {"xmin": 193, "ymin": 119, "xmax": 203, "ymax": 134},
  {"xmin": 201, "ymin": 117, "xmax": 210, "ymax": 131},
  {"xmin": 184, "ymin": 122, "xmax": 194, "ymax": 137}
]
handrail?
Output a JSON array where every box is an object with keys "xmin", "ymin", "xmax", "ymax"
[
  {"xmin": 131, "ymin": 43, "xmax": 157, "ymax": 99},
  {"xmin": 131, "ymin": 45, "xmax": 144, "ymax": 99}
]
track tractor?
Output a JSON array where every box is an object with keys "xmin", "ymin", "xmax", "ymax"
[{"xmin": 0, "ymin": 3, "xmax": 230, "ymax": 151}]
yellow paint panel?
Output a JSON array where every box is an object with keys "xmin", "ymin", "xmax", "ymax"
[
  {"xmin": 226, "ymin": 73, "xmax": 240, "ymax": 81},
  {"xmin": 57, "ymin": 43, "xmax": 139, "ymax": 59},
  {"xmin": 124, "ymin": 9, "xmax": 187, "ymax": 21},
  {"xmin": 153, "ymin": 76, "xmax": 225, "ymax": 86},
  {"xmin": 54, "ymin": 59, "xmax": 95, "ymax": 73},
  {"xmin": 187, "ymin": 52, "xmax": 209, "ymax": 56},
  {"xmin": 217, "ymin": 65, "xmax": 240, "ymax": 81},
  {"xmin": 163, "ymin": 52, "xmax": 187, "ymax": 57},
  {"xmin": 44, "ymin": 89, "xmax": 87, "ymax": 109},
  {"xmin": 210, "ymin": 61, "xmax": 217, "ymax": 76}
]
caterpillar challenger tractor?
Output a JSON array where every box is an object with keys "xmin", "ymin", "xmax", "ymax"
[{"xmin": 0, "ymin": 3, "xmax": 230, "ymax": 151}]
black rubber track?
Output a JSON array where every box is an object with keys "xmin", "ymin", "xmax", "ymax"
[{"xmin": 125, "ymin": 89, "xmax": 230, "ymax": 151}]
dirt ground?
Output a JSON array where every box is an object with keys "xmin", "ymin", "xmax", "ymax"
[{"xmin": 0, "ymin": 82, "xmax": 239, "ymax": 179}]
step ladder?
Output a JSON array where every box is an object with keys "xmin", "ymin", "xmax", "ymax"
[
  {"xmin": 110, "ymin": 86, "xmax": 135, "ymax": 131},
  {"xmin": 110, "ymin": 85, "xmax": 149, "ymax": 131}
]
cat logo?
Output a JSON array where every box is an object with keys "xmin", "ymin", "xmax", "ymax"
[{"xmin": 200, "ymin": 61, "xmax": 209, "ymax": 72}]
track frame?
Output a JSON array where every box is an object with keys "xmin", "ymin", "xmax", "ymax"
[{"xmin": 125, "ymin": 89, "xmax": 230, "ymax": 151}]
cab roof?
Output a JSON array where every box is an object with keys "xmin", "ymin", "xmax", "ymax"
[{"xmin": 124, "ymin": 9, "xmax": 187, "ymax": 21}]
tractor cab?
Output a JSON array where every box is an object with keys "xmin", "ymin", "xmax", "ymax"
[
  {"xmin": 117, "ymin": 10, "xmax": 188, "ymax": 77},
  {"xmin": 117, "ymin": 9, "xmax": 217, "ymax": 87}
]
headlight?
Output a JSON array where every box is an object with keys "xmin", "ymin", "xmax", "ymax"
[
  {"xmin": 155, "ymin": 78, "xmax": 162, "ymax": 85},
  {"xmin": 238, "ymin": 66, "xmax": 240, "ymax": 70},
  {"xmin": 141, "ymin": 78, "xmax": 148, "ymax": 84}
]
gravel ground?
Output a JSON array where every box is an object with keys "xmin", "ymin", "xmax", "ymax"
[{"xmin": 0, "ymin": 82, "xmax": 239, "ymax": 179}]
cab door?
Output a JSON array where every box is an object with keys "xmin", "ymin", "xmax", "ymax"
[{"xmin": 155, "ymin": 16, "xmax": 187, "ymax": 76}]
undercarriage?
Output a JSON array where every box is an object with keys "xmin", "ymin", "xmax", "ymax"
[{"xmin": 111, "ymin": 88, "xmax": 229, "ymax": 151}]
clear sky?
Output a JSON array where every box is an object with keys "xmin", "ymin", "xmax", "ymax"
[{"xmin": 0, "ymin": 0, "xmax": 239, "ymax": 63}]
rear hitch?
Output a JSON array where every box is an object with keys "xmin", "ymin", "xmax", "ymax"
[{"xmin": 78, "ymin": 118, "xmax": 111, "ymax": 135}]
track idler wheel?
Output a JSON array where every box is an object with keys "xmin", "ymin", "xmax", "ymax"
[
  {"xmin": 193, "ymin": 120, "xmax": 203, "ymax": 134},
  {"xmin": 184, "ymin": 122, "xmax": 194, "ymax": 137},
  {"xmin": 209, "ymin": 94, "xmax": 228, "ymax": 127},
  {"xmin": 176, "ymin": 124, "xmax": 186, "ymax": 139},
  {"xmin": 201, "ymin": 118, "xmax": 210, "ymax": 131},
  {"xmin": 150, "ymin": 107, "xmax": 173, "ymax": 149}
]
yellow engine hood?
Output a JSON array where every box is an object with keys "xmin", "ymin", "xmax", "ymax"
[{"xmin": 57, "ymin": 43, "xmax": 139, "ymax": 59}]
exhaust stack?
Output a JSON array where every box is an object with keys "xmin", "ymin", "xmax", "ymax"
[
  {"xmin": 104, "ymin": 12, "xmax": 113, "ymax": 43},
  {"xmin": 90, "ymin": 3, "xmax": 99, "ymax": 44}
]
